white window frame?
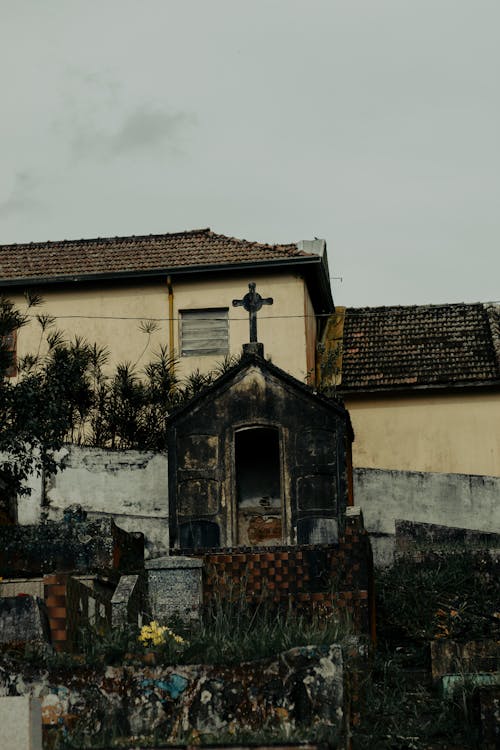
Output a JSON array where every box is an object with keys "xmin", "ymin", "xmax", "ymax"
[{"xmin": 180, "ymin": 308, "xmax": 229, "ymax": 357}]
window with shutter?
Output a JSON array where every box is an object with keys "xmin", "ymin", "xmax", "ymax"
[{"xmin": 180, "ymin": 308, "xmax": 229, "ymax": 356}]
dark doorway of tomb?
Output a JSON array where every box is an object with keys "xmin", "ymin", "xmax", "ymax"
[{"xmin": 235, "ymin": 426, "xmax": 282, "ymax": 546}]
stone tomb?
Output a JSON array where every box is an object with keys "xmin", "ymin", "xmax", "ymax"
[
  {"xmin": 0, "ymin": 596, "xmax": 51, "ymax": 650},
  {"xmin": 0, "ymin": 506, "xmax": 144, "ymax": 578},
  {"xmin": 167, "ymin": 346, "xmax": 354, "ymax": 551}
]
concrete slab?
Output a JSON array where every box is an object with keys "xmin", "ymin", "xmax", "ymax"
[{"xmin": 0, "ymin": 696, "xmax": 42, "ymax": 750}]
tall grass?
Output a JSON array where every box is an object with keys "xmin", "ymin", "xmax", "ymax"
[{"xmin": 181, "ymin": 574, "xmax": 352, "ymax": 665}]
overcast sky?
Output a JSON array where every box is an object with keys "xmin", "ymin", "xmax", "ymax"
[{"xmin": 1, "ymin": 1, "xmax": 499, "ymax": 307}]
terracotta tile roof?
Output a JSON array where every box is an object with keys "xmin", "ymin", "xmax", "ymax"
[
  {"xmin": 340, "ymin": 303, "xmax": 500, "ymax": 391},
  {"xmin": 0, "ymin": 228, "xmax": 311, "ymax": 283},
  {"xmin": 485, "ymin": 303, "xmax": 500, "ymax": 367}
]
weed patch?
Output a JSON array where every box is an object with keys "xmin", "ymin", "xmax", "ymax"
[{"xmin": 376, "ymin": 552, "xmax": 500, "ymax": 645}]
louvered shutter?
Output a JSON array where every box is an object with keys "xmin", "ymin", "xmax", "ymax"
[{"xmin": 180, "ymin": 309, "xmax": 229, "ymax": 356}]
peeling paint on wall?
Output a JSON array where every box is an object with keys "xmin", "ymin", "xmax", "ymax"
[
  {"xmin": 0, "ymin": 646, "xmax": 346, "ymax": 745},
  {"xmin": 19, "ymin": 447, "xmax": 169, "ymax": 558}
]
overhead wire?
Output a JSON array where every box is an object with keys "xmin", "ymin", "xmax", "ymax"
[{"xmin": 23, "ymin": 300, "xmax": 500, "ymax": 325}]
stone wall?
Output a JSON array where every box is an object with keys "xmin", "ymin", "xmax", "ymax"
[
  {"xmin": 395, "ymin": 519, "xmax": 500, "ymax": 559},
  {"xmin": 0, "ymin": 515, "xmax": 144, "ymax": 578},
  {"xmin": 19, "ymin": 446, "xmax": 169, "ymax": 558},
  {"xmin": 17, "ymin": 449, "xmax": 500, "ymax": 569},
  {"xmin": 353, "ymin": 467, "xmax": 500, "ymax": 566},
  {"xmin": 0, "ymin": 646, "xmax": 346, "ymax": 747}
]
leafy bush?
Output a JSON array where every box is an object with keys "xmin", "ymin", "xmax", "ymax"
[
  {"xmin": 64, "ymin": 624, "xmax": 139, "ymax": 667},
  {"xmin": 352, "ymin": 648, "xmax": 481, "ymax": 749},
  {"xmin": 0, "ymin": 294, "xmax": 241, "ymax": 499}
]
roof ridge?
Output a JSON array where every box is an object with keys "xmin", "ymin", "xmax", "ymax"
[
  {"xmin": 0, "ymin": 228, "xmax": 323, "ymax": 286},
  {"xmin": 345, "ymin": 302, "xmax": 484, "ymax": 313},
  {"xmin": 0, "ymin": 227, "xmax": 212, "ymax": 251},
  {"xmin": 207, "ymin": 229, "xmax": 299, "ymax": 252},
  {"xmin": 338, "ymin": 302, "xmax": 500, "ymax": 392}
]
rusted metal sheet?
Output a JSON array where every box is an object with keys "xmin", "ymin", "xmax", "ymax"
[{"xmin": 245, "ymin": 515, "xmax": 282, "ymax": 545}]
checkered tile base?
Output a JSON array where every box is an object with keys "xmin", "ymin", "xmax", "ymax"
[{"xmin": 177, "ymin": 517, "xmax": 374, "ymax": 638}]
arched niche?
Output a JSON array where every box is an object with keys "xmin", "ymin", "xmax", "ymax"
[{"xmin": 235, "ymin": 426, "xmax": 282, "ymax": 546}]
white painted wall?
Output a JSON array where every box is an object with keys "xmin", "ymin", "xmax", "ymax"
[
  {"xmin": 354, "ymin": 467, "xmax": 500, "ymax": 566},
  {"xmin": 18, "ymin": 446, "xmax": 170, "ymax": 558},
  {"xmin": 15, "ymin": 448, "xmax": 500, "ymax": 567},
  {"xmin": 17, "ymin": 469, "xmax": 44, "ymax": 525}
]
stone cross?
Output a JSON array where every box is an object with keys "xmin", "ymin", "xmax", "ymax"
[{"xmin": 232, "ymin": 282, "xmax": 273, "ymax": 343}]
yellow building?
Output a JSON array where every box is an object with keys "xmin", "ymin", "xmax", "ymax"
[
  {"xmin": 336, "ymin": 303, "xmax": 500, "ymax": 476},
  {"xmin": 319, "ymin": 303, "xmax": 500, "ymax": 557},
  {"xmin": 0, "ymin": 228, "xmax": 333, "ymax": 384}
]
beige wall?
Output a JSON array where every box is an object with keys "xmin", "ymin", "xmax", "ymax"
[
  {"xmin": 346, "ymin": 390, "xmax": 500, "ymax": 477},
  {"xmin": 10, "ymin": 271, "xmax": 312, "ymax": 382},
  {"xmin": 12, "ymin": 284, "xmax": 169, "ymax": 374},
  {"xmin": 172, "ymin": 272, "xmax": 309, "ymax": 380}
]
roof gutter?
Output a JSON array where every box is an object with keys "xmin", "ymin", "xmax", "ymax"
[{"xmin": 339, "ymin": 379, "xmax": 500, "ymax": 397}]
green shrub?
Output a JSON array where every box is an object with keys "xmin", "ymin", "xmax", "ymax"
[
  {"xmin": 376, "ymin": 552, "xmax": 500, "ymax": 644},
  {"xmin": 352, "ymin": 649, "xmax": 481, "ymax": 749},
  {"xmin": 76, "ymin": 623, "xmax": 140, "ymax": 666}
]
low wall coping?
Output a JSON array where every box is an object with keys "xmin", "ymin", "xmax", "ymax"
[
  {"xmin": 145, "ymin": 555, "xmax": 203, "ymax": 570},
  {"xmin": 346, "ymin": 505, "xmax": 362, "ymax": 518}
]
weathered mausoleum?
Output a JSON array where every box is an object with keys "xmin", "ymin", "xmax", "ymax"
[
  {"xmin": 167, "ymin": 284, "xmax": 354, "ymax": 551},
  {"xmin": 164, "ymin": 289, "xmax": 372, "ymax": 637}
]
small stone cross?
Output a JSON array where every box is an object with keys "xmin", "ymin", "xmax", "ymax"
[{"xmin": 232, "ymin": 282, "xmax": 273, "ymax": 343}]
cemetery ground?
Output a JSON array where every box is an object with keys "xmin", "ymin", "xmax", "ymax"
[
  {"xmin": 1, "ymin": 548, "xmax": 498, "ymax": 749},
  {"xmin": 355, "ymin": 551, "xmax": 499, "ymax": 749}
]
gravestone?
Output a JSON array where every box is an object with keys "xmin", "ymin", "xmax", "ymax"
[
  {"xmin": 146, "ymin": 556, "xmax": 203, "ymax": 624},
  {"xmin": 0, "ymin": 596, "xmax": 51, "ymax": 650}
]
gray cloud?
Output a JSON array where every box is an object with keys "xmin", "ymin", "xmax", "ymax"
[
  {"xmin": 0, "ymin": 172, "xmax": 42, "ymax": 218},
  {"xmin": 71, "ymin": 107, "xmax": 197, "ymax": 160}
]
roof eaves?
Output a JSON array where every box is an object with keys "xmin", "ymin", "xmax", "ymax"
[
  {"xmin": 0, "ymin": 254, "xmax": 324, "ymax": 289},
  {"xmin": 339, "ymin": 378, "xmax": 500, "ymax": 396}
]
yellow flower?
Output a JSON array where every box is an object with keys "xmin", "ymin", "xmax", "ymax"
[{"xmin": 138, "ymin": 621, "xmax": 187, "ymax": 648}]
